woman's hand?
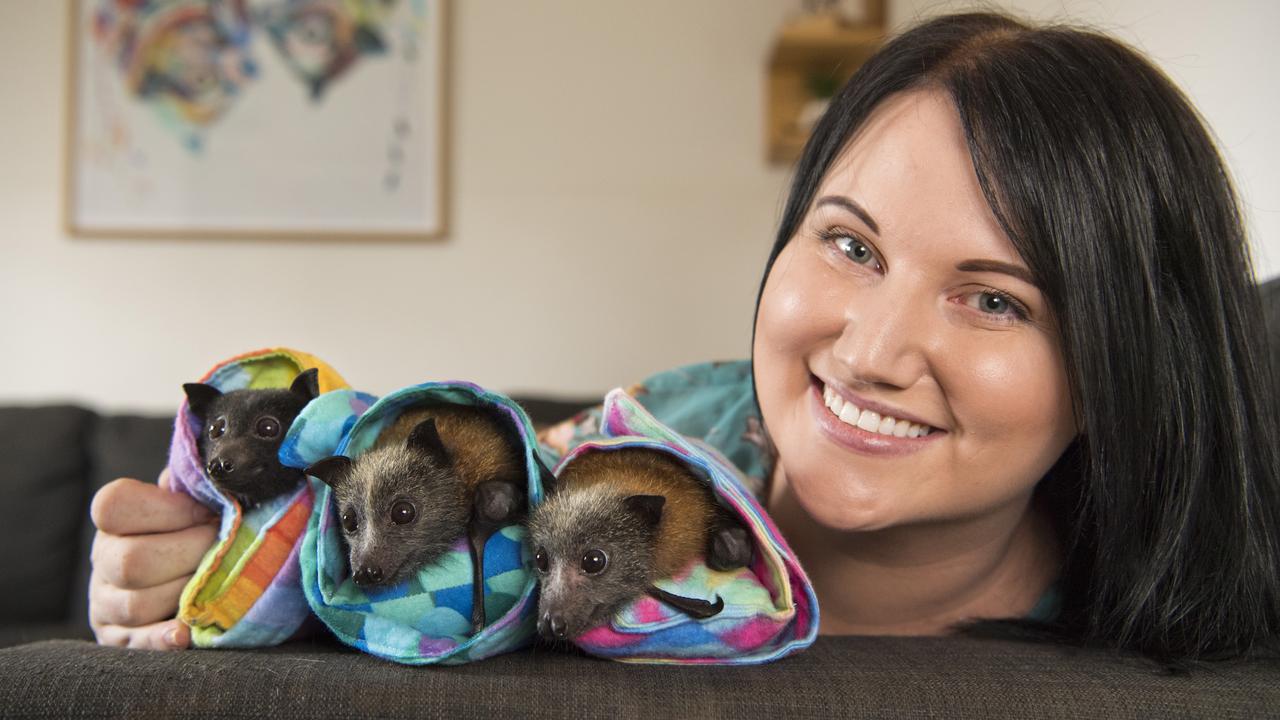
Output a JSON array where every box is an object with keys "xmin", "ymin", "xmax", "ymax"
[{"xmin": 88, "ymin": 469, "xmax": 219, "ymax": 649}]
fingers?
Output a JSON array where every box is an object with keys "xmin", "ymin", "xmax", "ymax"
[
  {"xmin": 94, "ymin": 618, "xmax": 191, "ymax": 651},
  {"xmin": 89, "ymin": 470, "xmax": 208, "ymax": 652},
  {"xmin": 91, "ymin": 522, "xmax": 218, "ymax": 590},
  {"xmin": 91, "ymin": 477, "xmax": 217, "ymax": 535},
  {"xmin": 89, "ymin": 572, "xmax": 192, "ymax": 631}
]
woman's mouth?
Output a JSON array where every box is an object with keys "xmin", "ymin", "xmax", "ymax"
[
  {"xmin": 821, "ymin": 384, "xmax": 936, "ymax": 438},
  {"xmin": 808, "ymin": 377, "xmax": 943, "ymax": 456}
]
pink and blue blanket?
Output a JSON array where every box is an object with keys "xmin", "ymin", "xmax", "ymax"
[{"xmin": 554, "ymin": 389, "xmax": 819, "ymax": 664}]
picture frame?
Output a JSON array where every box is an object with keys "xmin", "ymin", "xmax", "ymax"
[{"xmin": 64, "ymin": 0, "xmax": 449, "ymax": 240}]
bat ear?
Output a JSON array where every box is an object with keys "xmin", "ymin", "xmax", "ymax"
[
  {"xmin": 623, "ymin": 494, "xmax": 665, "ymax": 530},
  {"xmin": 306, "ymin": 456, "xmax": 352, "ymax": 490},
  {"xmin": 534, "ymin": 454, "xmax": 558, "ymax": 495},
  {"xmin": 183, "ymin": 383, "xmax": 221, "ymax": 420},
  {"xmin": 290, "ymin": 368, "xmax": 320, "ymax": 402},
  {"xmin": 407, "ymin": 419, "xmax": 451, "ymax": 466}
]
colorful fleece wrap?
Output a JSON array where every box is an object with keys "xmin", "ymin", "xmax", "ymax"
[
  {"xmin": 170, "ymin": 348, "xmax": 350, "ymax": 648},
  {"xmin": 280, "ymin": 382, "xmax": 546, "ymax": 665},
  {"xmin": 557, "ymin": 389, "xmax": 820, "ymax": 665}
]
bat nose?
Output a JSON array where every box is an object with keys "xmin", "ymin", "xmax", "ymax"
[
  {"xmin": 353, "ymin": 565, "xmax": 383, "ymax": 586},
  {"xmin": 538, "ymin": 612, "xmax": 568, "ymax": 640},
  {"xmin": 206, "ymin": 457, "xmax": 236, "ymax": 479}
]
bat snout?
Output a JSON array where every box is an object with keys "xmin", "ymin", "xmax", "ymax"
[
  {"xmin": 537, "ymin": 611, "xmax": 569, "ymax": 640},
  {"xmin": 352, "ymin": 564, "xmax": 384, "ymax": 586},
  {"xmin": 206, "ymin": 456, "xmax": 236, "ymax": 479}
]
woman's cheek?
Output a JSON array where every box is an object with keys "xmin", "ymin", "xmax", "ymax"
[
  {"xmin": 756, "ymin": 245, "xmax": 847, "ymax": 358},
  {"xmin": 756, "ymin": 263, "xmax": 808, "ymax": 349},
  {"xmin": 947, "ymin": 336, "xmax": 1076, "ymax": 490}
]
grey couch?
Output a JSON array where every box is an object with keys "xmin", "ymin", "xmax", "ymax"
[{"xmin": 3, "ymin": 302, "xmax": 1280, "ymax": 718}]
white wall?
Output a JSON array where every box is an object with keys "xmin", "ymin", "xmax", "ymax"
[
  {"xmin": 0, "ymin": 1, "xmax": 796, "ymax": 412},
  {"xmin": 1, "ymin": 1, "xmax": 1274, "ymax": 413}
]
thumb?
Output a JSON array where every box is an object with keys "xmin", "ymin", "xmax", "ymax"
[
  {"xmin": 92, "ymin": 477, "xmax": 217, "ymax": 535},
  {"xmin": 160, "ymin": 618, "xmax": 192, "ymax": 649},
  {"xmin": 122, "ymin": 619, "xmax": 192, "ymax": 651}
]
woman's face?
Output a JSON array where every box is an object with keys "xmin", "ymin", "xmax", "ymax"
[{"xmin": 753, "ymin": 88, "xmax": 1077, "ymax": 532}]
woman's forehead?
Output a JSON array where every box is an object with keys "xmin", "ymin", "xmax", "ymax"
[{"xmin": 813, "ymin": 88, "xmax": 1021, "ymax": 268}]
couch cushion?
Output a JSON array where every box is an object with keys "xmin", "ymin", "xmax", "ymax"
[
  {"xmin": 1, "ymin": 636, "xmax": 1277, "ymax": 718},
  {"xmin": 0, "ymin": 406, "xmax": 94, "ymax": 623}
]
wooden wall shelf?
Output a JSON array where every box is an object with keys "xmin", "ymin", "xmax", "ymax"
[{"xmin": 766, "ymin": 11, "xmax": 885, "ymax": 164}]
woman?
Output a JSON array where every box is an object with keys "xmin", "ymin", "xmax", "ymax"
[
  {"xmin": 752, "ymin": 11, "xmax": 1280, "ymax": 661},
  {"xmin": 88, "ymin": 12, "xmax": 1280, "ymax": 662}
]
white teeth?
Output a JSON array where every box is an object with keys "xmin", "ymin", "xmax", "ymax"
[
  {"xmin": 838, "ymin": 402, "xmax": 860, "ymax": 424},
  {"xmin": 822, "ymin": 383, "xmax": 934, "ymax": 439}
]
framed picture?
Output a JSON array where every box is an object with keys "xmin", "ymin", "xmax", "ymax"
[{"xmin": 64, "ymin": 0, "xmax": 449, "ymax": 240}]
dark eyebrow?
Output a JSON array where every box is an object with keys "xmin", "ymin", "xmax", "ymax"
[
  {"xmin": 815, "ymin": 196, "xmax": 880, "ymax": 235},
  {"xmin": 955, "ymin": 259, "xmax": 1039, "ymax": 287}
]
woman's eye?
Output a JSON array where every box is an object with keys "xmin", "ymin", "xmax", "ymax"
[
  {"xmin": 534, "ymin": 547, "xmax": 549, "ymax": 573},
  {"xmin": 581, "ymin": 549, "xmax": 608, "ymax": 575},
  {"xmin": 964, "ymin": 290, "xmax": 1027, "ymax": 321},
  {"xmin": 390, "ymin": 500, "xmax": 416, "ymax": 525},
  {"xmin": 832, "ymin": 235, "xmax": 882, "ymax": 270},
  {"xmin": 979, "ymin": 293, "xmax": 1009, "ymax": 314},
  {"xmin": 340, "ymin": 510, "xmax": 358, "ymax": 533},
  {"xmin": 208, "ymin": 417, "xmax": 227, "ymax": 439},
  {"xmin": 254, "ymin": 416, "xmax": 281, "ymax": 439}
]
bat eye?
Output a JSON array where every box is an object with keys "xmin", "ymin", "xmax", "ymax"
[
  {"xmin": 208, "ymin": 417, "xmax": 227, "ymax": 440},
  {"xmin": 254, "ymin": 416, "xmax": 282, "ymax": 439},
  {"xmin": 340, "ymin": 509, "xmax": 358, "ymax": 533},
  {"xmin": 581, "ymin": 549, "xmax": 608, "ymax": 575},
  {"xmin": 534, "ymin": 547, "xmax": 549, "ymax": 573},
  {"xmin": 390, "ymin": 500, "xmax": 416, "ymax": 525}
]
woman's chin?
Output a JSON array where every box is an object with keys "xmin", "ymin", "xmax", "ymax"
[{"xmin": 781, "ymin": 467, "xmax": 903, "ymax": 533}]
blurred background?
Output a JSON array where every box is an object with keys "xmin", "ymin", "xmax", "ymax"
[{"xmin": 1, "ymin": 0, "xmax": 1277, "ymax": 413}]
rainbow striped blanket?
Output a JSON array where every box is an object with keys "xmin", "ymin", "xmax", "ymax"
[
  {"xmin": 169, "ymin": 348, "xmax": 351, "ymax": 648},
  {"xmin": 279, "ymin": 382, "xmax": 547, "ymax": 665},
  {"xmin": 557, "ymin": 389, "xmax": 819, "ymax": 664}
]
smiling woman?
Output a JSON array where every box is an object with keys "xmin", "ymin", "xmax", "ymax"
[
  {"xmin": 754, "ymin": 88, "xmax": 1076, "ymax": 635},
  {"xmin": 752, "ymin": 12, "xmax": 1280, "ymax": 661}
]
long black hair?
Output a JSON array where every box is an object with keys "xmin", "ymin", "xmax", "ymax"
[{"xmin": 754, "ymin": 12, "xmax": 1280, "ymax": 663}]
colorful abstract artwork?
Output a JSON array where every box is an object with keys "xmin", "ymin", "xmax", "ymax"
[{"xmin": 67, "ymin": 0, "xmax": 446, "ymax": 238}]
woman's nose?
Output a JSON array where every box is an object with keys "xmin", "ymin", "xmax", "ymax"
[{"xmin": 831, "ymin": 285, "xmax": 931, "ymax": 389}]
